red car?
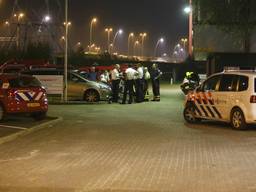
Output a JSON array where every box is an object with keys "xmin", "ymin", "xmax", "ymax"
[{"xmin": 0, "ymin": 74, "xmax": 48, "ymax": 121}]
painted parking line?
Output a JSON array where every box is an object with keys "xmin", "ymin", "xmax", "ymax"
[{"xmin": 0, "ymin": 125, "xmax": 27, "ymax": 130}]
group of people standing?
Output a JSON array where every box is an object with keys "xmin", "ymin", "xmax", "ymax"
[{"xmin": 111, "ymin": 63, "xmax": 162, "ymax": 104}]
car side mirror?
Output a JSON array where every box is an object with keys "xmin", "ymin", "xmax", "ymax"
[{"xmin": 196, "ymin": 85, "xmax": 203, "ymax": 92}]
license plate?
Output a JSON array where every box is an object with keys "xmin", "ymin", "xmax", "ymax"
[{"xmin": 27, "ymin": 103, "xmax": 40, "ymax": 107}]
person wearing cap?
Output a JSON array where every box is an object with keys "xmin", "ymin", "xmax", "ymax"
[
  {"xmin": 111, "ymin": 64, "xmax": 121, "ymax": 102},
  {"xmin": 122, "ymin": 64, "xmax": 138, "ymax": 104},
  {"xmin": 151, "ymin": 63, "xmax": 162, "ymax": 101}
]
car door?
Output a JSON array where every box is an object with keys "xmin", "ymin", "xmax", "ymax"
[
  {"xmin": 214, "ymin": 74, "xmax": 239, "ymax": 121},
  {"xmin": 198, "ymin": 75, "xmax": 222, "ymax": 120},
  {"xmin": 67, "ymin": 73, "xmax": 88, "ymax": 100}
]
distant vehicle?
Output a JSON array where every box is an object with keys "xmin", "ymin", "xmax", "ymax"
[
  {"xmin": 0, "ymin": 74, "xmax": 48, "ymax": 121},
  {"xmin": 23, "ymin": 69, "xmax": 112, "ymax": 102},
  {"xmin": 183, "ymin": 70, "xmax": 256, "ymax": 130}
]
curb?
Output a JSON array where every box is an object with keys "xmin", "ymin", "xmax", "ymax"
[{"xmin": 0, "ymin": 117, "xmax": 63, "ymax": 145}]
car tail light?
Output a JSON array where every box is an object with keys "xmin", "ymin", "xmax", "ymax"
[
  {"xmin": 7, "ymin": 90, "xmax": 15, "ymax": 99},
  {"xmin": 250, "ymin": 95, "xmax": 256, "ymax": 103}
]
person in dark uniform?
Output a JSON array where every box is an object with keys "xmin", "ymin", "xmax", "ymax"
[{"xmin": 151, "ymin": 63, "xmax": 162, "ymax": 101}]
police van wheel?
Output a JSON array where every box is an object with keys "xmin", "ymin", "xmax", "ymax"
[
  {"xmin": 231, "ymin": 108, "xmax": 247, "ymax": 130},
  {"xmin": 84, "ymin": 90, "xmax": 100, "ymax": 103},
  {"xmin": 183, "ymin": 105, "xmax": 200, "ymax": 123},
  {"xmin": 0, "ymin": 105, "xmax": 5, "ymax": 121}
]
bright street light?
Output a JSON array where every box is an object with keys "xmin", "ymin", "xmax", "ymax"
[
  {"xmin": 140, "ymin": 32, "xmax": 147, "ymax": 57},
  {"xmin": 154, "ymin": 38, "xmax": 165, "ymax": 57},
  {"xmin": 105, "ymin": 28, "xmax": 113, "ymax": 52},
  {"xmin": 43, "ymin": 15, "xmax": 51, "ymax": 23},
  {"xmin": 89, "ymin": 17, "xmax": 97, "ymax": 52},
  {"xmin": 184, "ymin": 0, "xmax": 193, "ymax": 57},
  {"xmin": 184, "ymin": 6, "xmax": 192, "ymax": 14},
  {"xmin": 128, "ymin": 32, "xmax": 134, "ymax": 56},
  {"xmin": 133, "ymin": 40, "xmax": 140, "ymax": 56},
  {"xmin": 112, "ymin": 29, "xmax": 123, "ymax": 54}
]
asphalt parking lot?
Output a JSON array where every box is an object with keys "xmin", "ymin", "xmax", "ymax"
[{"xmin": 0, "ymin": 84, "xmax": 256, "ymax": 192}]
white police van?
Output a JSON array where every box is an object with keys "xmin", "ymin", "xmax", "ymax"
[{"xmin": 183, "ymin": 70, "xmax": 256, "ymax": 130}]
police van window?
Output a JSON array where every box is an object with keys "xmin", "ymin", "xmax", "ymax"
[
  {"xmin": 9, "ymin": 77, "xmax": 41, "ymax": 88},
  {"xmin": 238, "ymin": 76, "xmax": 249, "ymax": 92},
  {"xmin": 219, "ymin": 75, "xmax": 237, "ymax": 92},
  {"xmin": 203, "ymin": 75, "xmax": 220, "ymax": 91}
]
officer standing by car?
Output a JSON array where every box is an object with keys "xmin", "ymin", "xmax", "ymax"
[
  {"xmin": 111, "ymin": 64, "xmax": 121, "ymax": 102},
  {"xmin": 136, "ymin": 63, "xmax": 144, "ymax": 103},
  {"xmin": 151, "ymin": 63, "xmax": 162, "ymax": 101},
  {"xmin": 143, "ymin": 67, "xmax": 151, "ymax": 101},
  {"xmin": 122, "ymin": 64, "xmax": 138, "ymax": 104}
]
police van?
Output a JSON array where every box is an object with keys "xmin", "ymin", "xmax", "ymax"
[{"xmin": 183, "ymin": 70, "xmax": 256, "ymax": 130}]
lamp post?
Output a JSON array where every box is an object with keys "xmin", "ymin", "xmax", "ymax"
[
  {"xmin": 127, "ymin": 33, "xmax": 134, "ymax": 56},
  {"xmin": 64, "ymin": 0, "xmax": 69, "ymax": 102},
  {"xmin": 181, "ymin": 38, "xmax": 188, "ymax": 48},
  {"xmin": 133, "ymin": 40, "xmax": 140, "ymax": 56},
  {"xmin": 16, "ymin": 12, "xmax": 25, "ymax": 49},
  {"xmin": 112, "ymin": 29, "xmax": 123, "ymax": 54},
  {"xmin": 184, "ymin": 0, "xmax": 193, "ymax": 57},
  {"xmin": 140, "ymin": 33, "xmax": 147, "ymax": 57},
  {"xmin": 89, "ymin": 18, "xmax": 97, "ymax": 52},
  {"xmin": 154, "ymin": 38, "xmax": 164, "ymax": 57},
  {"xmin": 105, "ymin": 28, "xmax": 113, "ymax": 52}
]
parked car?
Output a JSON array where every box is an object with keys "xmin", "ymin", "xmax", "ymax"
[
  {"xmin": 0, "ymin": 73, "xmax": 48, "ymax": 121},
  {"xmin": 183, "ymin": 70, "xmax": 256, "ymax": 130},
  {"xmin": 23, "ymin": 69, "xmax": 112, "ymax": 102}
]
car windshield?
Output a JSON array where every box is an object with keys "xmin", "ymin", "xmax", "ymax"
[
  {"xmin": 9, "ymin": 76, "xmax": 42, "ymax": 88},
  {"xmin": 71, "ymin": 72, "xmax": 90, "ymax": 82}
]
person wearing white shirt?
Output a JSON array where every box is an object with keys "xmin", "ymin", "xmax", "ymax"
[
  {"xmin": 143, "ymin": 67, "xmax": 151, "ymax": 101},
  {"xmin": 136, "ymin": 63, "xmax": 144, "ymax": 103},
  {"xmin": 122, "ymin": 64, "xmax": 138, "ymax": 104},
  {"xmin": 100, "ymin": 70, "xmax": 110, "ymax": 84},
  {"xmin": 111, "ymin": 64, "xmax": 120, "ymax": 102}
]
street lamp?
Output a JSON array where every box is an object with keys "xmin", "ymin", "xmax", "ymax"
[
  {"xmin": 89, "ymin": 17, "xmax": 97, "ymax": 52},
  {"xmin": 128, "ymin": 32, "xmax": 134, "ymax": 56},
  {"xmin": 181, "ymin": 38, "xmax": 188, "ymax": 48},
  {"xmin": 140, "ymin": 32, "xmax": 147, "ymax": 57},
  {"xmin": 105, "ymin": 28, "xmax": 113, "ymax": 52},
  {"xmin": 16, "ymin": 12, "xmax": 25, "ymax": 49},
  {"xmin": 112, "ymin": 29, "xmax": 123, "ymax": 54},
  {"xmin": 184, "ymin": 0, "xmax": 193, "ymax": 57},
  {"xmin": 154, "ymin": 38, "xmax": 164, "ymax": 57},
  {"xmin": 64, "ymin": 0, "xmax": 69, "ymax": 102},
  {"xmin": 43, "ymin": 15, "xmax": 51, "ymax": 23},
  {"xmin": 133, "ymin": 40, "xmax": 140, "ymax": 56}
]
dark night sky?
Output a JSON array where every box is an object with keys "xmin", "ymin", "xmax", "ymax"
[{"xmin": 0, "ymin": 0, "xmax": 189, "ymax": 56}]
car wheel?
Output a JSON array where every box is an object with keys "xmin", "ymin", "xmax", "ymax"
[
  {"xmin": 231, "ymin": 108, "xmax": 247, "ymax": 130},
  {"xmin": 183, "ymin": 104, "xmax": 201, "ymax": 123},
  {"xmin": 32, "ymin": 112, "xmax": 46, "ymax": 121},
  {"xmin": 84, "ymin": 90, "xmax": 100, "ymax": 102},
  {"xmin": 0, "ymin": 105, "xmax": 5, "ymax": 121}
]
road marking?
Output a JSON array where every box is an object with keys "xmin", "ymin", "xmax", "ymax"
[{"xmin": 0, "ymin": 125, "xmax": 27, "ymax": 130}]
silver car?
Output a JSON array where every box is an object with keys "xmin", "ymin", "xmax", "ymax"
[{"xmin": 24, "ymin": 69, "xmax": 112, "ymax": 102}]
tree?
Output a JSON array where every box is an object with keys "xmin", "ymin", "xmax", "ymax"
[{"xmin": 193, "ymin": 0, "xmax": 256, "ymax": 52}]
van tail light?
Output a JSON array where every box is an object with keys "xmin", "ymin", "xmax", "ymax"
[{"xmin": 250, "ymin": 95, "xmax": 256, "ymax": 103}]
